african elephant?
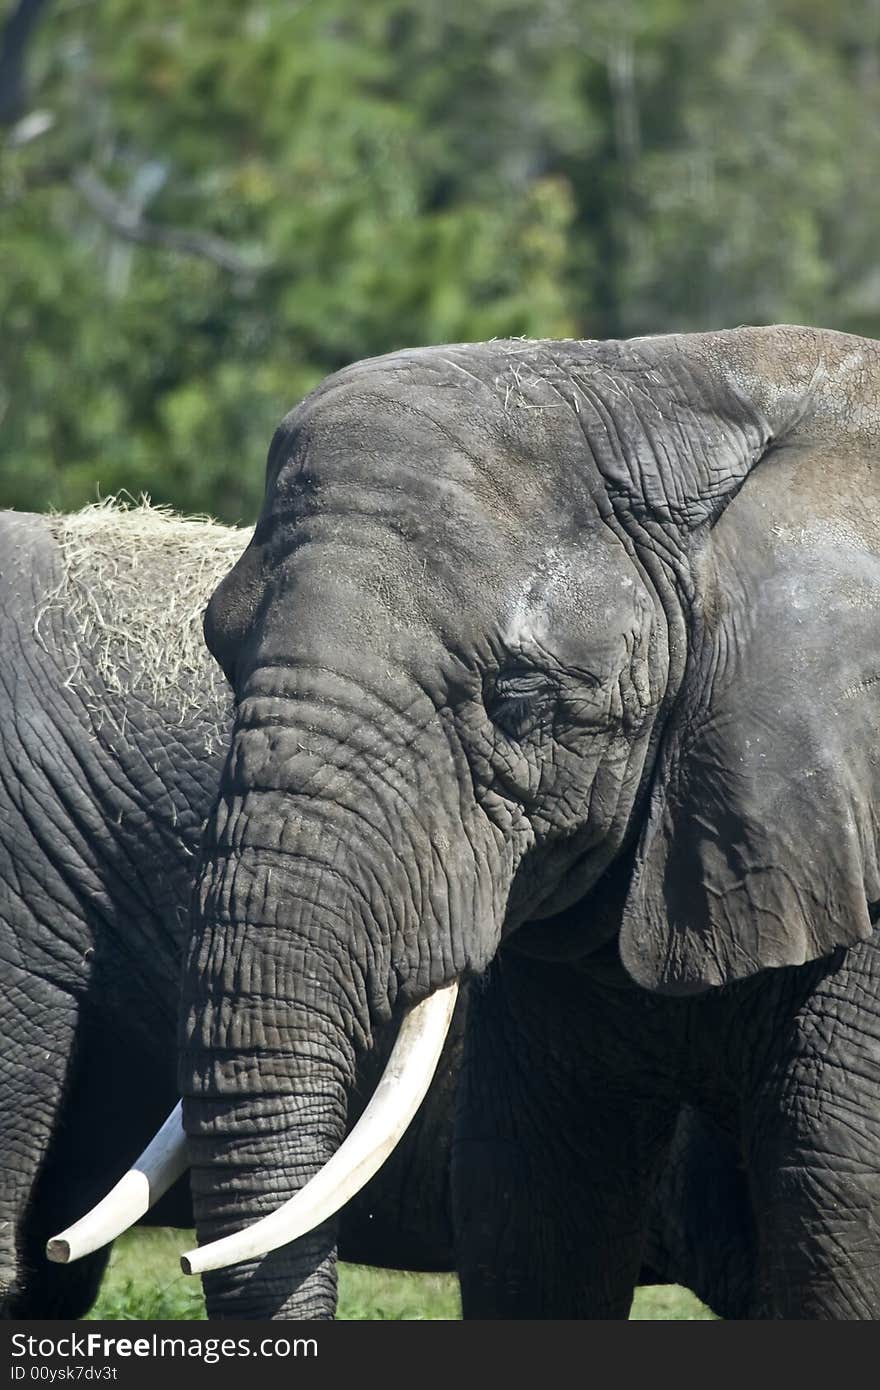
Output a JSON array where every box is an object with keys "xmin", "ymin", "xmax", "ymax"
[
  {"xmin": 162, "ymin": 325, "xmax": 880, "ymax": 1319},
  {"xmin": 0, "ymin": 501, "xmax": 242, "ymax": 1317},
  {"xmin": 0, "ymin": 501, "xmax": 457, "ymax": 1318}
]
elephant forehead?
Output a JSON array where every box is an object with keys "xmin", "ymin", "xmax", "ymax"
[
  {"xmin": 254, "ymin": 353, "xmax": 648, "ymax": 656},
  {"xmin": 252, "ymin": 509, "xmax": 647, "ymax": 692},
  {"xmin": 265, "ymin": 346, "xmax": 606, "ymax": 535},
  {"xmin": 259, "ymin": 525, "xmax": 516, "ymax": 655}
]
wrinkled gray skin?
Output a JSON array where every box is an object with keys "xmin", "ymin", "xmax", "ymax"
[
  {"xmin": 188, "ymin": 325, "xmax": 880, "ymax": 1319},
  {"xmin": 0, "ymin": 505, "xmax": 458, "ymax": 1318},
  {"xmin": 0, "ymin": 504, "xmax": 242, "ymax": 1317}
]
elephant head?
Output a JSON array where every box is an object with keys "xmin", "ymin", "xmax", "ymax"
[{"xmin": 169, "ymin": 327, "xmax": 880, "ymax": 1316}]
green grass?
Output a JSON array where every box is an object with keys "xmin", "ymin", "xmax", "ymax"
[
  {"xmin": 628, "ymin": 1284, "xmax": 716, "ymax": 1320},
  {"xmin": 86, "ymin": 1230, "xmax": 715, "ymax": 1320},
  {"xmin": 86, "ymin": 1231, "xmax": 204, "ymax": 1321},
  {"xmin": 337, "ymin": 1263, "xmax": 462, "ymax": 1320}
]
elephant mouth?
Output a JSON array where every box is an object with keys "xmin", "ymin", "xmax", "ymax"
[{"xmin": 45, "ymin": 981, "xmax": 459, "ymax": 1275}]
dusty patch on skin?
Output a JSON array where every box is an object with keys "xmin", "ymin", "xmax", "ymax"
[{"xmin": 37, "ymin": 498, "xmax": 249, "ymax": 736}]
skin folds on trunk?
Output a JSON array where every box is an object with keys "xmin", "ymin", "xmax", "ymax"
[
  {"xmin": 181, "ymin": 816, "xmax": 362, "ymax": 1319},
  {"xmin": 180, "ymin": 703, "xmax": 485, "ymax": 1318}
]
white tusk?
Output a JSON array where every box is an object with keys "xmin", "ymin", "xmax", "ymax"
[
  {"xmin": 181, "ymin": 980, "xmax": 459, "ymax": 1277},
  {"xmin": 46, "ymin": 1102, "xmax": 188, "ymax": 1264}
]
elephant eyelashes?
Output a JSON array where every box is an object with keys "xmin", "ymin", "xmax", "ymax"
[{"xmin": 485, "ymin": 669, "xmax": 556, "ymax": 740}]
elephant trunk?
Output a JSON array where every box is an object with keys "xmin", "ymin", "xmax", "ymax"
[
  {"xmin": 181, "ymin": 856, "xmax": 354, "ymax": 1317},
  {"xmin": 180, "ymin": 778, "xmax": 386, "ymax": 1318},
  {"xmin": 179, "ymin": 689, "xmax": 483, "ymax": 1318}
]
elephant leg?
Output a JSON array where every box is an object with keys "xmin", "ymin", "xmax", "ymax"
[
  {"xmin": 745, "ymin": 962, "xmax": 880, "ymax": 1319},
  {"xmin": 750, "ymin": 1165, "xmax": 880, "ymax": 1319},
  {"xmin": 9, "ymin": 1045, "xmax": 115, "ymax": 1320},
  {"xmin": 0, "ymin": 969, "xmax": 78, "ymax": 1317},
  {"xmin": 452, "ymin": 950, "xmax": 677, "ymax": 1318},
  {"xmin": 10, "ymin": 1126, "xmax": 110, "ymax": 1322},
  {"xmin": 747, "ymin": 1115, "xmax": 880, "ymax": 1318},
  {"xmin": 8, "ymin": 1244, "xmax": 109, "ymax": 1322},
  {"xmin": 9, "ymin": 1008, "xmax": 183, "ymax": 1319},
  {"xmin": 642, "ymin": 1105, "xmax": 755, "ymax": 1319}
]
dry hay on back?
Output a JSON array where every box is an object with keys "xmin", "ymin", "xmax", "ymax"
[{"xmin": 39, "ymin": 497, "xmax": 249, "ymax": 730}]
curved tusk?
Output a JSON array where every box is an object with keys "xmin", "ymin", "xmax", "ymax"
[
  {"xmin": 46, "ymin": 1102, "xmax": 188, "ymax": 1264},
  {"xmin": 181, "ymin": 980, "xmax": 459, "ymax": 1277}
]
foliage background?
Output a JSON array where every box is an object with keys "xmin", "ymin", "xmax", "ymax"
[{"xmin": 2, "ymin": 0, "xmax": 879, "ymax": 524}]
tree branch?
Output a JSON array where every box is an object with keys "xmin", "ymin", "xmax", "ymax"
[
  {"xmin": 0, "ymin": 0, "xmax": 51, "ymax": 125},
  {"xmin": 72, "ymin": 167, "xmax": 271, "ymax": 277}
]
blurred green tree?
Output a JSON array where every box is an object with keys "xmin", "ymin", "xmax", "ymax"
[
  {"xmin": 0, "ymin": 0, "xmax": 877, "ymax": 521},
  {"xmin": 0, "ymin": 0, "xmax": 581, "ymax": 520}
]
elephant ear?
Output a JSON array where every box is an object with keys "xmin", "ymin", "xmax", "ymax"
[{"xmin": 619, "ymin": 444, "xmax": 880, "ymax": 995}]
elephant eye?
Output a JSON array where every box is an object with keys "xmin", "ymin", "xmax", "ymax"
[{"xmin": 485, "ymin": 668, "xmax": 556, "ymax": 740}]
